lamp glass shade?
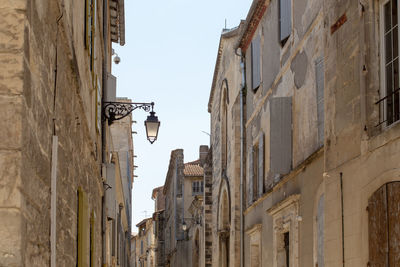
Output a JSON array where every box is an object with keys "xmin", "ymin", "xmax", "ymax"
[
  {"xmin": 182, "ymin": 221, "xmax": 187, "ymax": 231},
  {"xmin": 144, "ymin": 112, "xmax": 160, "ymax": 144}
]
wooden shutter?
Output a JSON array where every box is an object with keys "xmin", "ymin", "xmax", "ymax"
[
  {"xmin": 258, "ymin": 133, "xmax": 264, "ymax": 198},
  {"xmin": 279, "ymin": 0, "xmax": 291, "ymax": 44},
  {"xmin": 270, "ymin": 97, "xmax": 292, "ymax": 176},
  {"xmin": 315, "ymin": 57, "xmax": 324, "ymax": 146},
  {"xmin": 251, "ymin": 36, "xmax": 261, "ymax": 90},
  {"xmin": 368, "ymin": 185, "xmax": 388, "ymax": 266},
  {"xmin": 388, "ymin": 182, "xmax": 400, "ymax": 266},
  {"xmin": 78, "ymin": 187, "xmax": 89, "ymax": 267},
  {"xmin": 248, "ymin": 149, "xmax": 253, "ymax": 206}
]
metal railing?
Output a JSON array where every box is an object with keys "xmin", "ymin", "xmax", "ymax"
[{"xmin": 375, "ymin": 87, "xmax": 400, "ymax": 127}]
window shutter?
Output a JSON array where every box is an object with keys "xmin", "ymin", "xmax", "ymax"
[
  {"xmin": 106, "ymin": 73, "xmax": 116, "ymax": 102},
  {"xmin": 315, "ymin": 57, "xmax": 324, "ymax": 146},
  {"xmin": 388, "ymin": 182, "xmax": 400, "ymax": 265},
  {"xmin": 78, "ymin": 187, "xmax": 89, "ymax": 267},
  {"xmin": 270, "ymin": 97, "xmax": 292, "ymax": 177},
  {"xmin": 368, "ymin": 185, "xmax": 388, "ymax": 266},
  {"xmin": 279, "ymin": 0, "xmax": 291, "ymax": 43},
  {"xmin": 258, "ymin": 133, "xmax": 264, "ymax": 198},
  {"xmin": 248, "ymin": 149, "xmax": 253, "ymax": 206},
  {"xmin": 251, "ymin": 36, "xmax": 261, "ymax": 90},
  {"xmin": 96, "ymin": 77, "xmax": 101, "ymax": 133},
  {"xmin": 317, "ymin": 194, "xmax": 324, "ymax": 267},
  {"xmin": 105, "ymin": 164, "xmax": 116, "ymax": 219}
]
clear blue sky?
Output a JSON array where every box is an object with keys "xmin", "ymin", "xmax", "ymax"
[{"xmin": 112, "ymin": 0, "xmax": 252, "ymax": 230}]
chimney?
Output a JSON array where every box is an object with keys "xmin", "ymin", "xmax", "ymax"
[{"xmin": 199, "ymin": 145, "xmax": 208, "ymax": 166}]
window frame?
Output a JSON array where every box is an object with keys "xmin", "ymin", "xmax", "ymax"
[{"xmin": 379, "ymin": 0, "xmax": 400, "ymax": 127}]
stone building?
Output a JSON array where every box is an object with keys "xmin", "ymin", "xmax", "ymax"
[
  {"xmin": 0, "ymin": 0, "xmax": 135, "ymax": 266},
  {"xmin": 134, "ymin": 218, "xmax": 155, "ymax": 267},
  {"xmin": 152, "ymin": 186, "xmax": 166, "ymax": 267},
  {"xmin": 207, "ymin": 23, "xmax": 244, "ymax": 267},
  {"xmin": 208, "ymin": 0, "xmax": 400, "ymax": 267},
  {"xmin": 160, "ymin": 147, "xmax": 207, "ymax": 267}
]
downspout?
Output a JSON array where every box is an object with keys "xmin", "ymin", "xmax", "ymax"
[
  {"xmin": 340, "ymin": 172, "xmax": 345, "ymax": 267},
  {"xmin": 101, "ymin": 0, "xmax": 109, "ymax": 265},
  {"xmin": 237, "ymin": 48, "xmax": 246, "ymax": 267},
  {"xmin": 50, "ymin": 12, "xmax": 63, "ymax": 267}
]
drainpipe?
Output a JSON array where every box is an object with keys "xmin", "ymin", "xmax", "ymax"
[
  {"xmin": 238, "ymin": 48, "xmax": 246, "ymax": 267},
  {"xmin": 101, "ymin": 0, "xmax": 109, "ymax": 265},
  {"xmin": 50, "ymin": 12, "xmax": 63, "ymax": 267},
  {"xmin": 340, "ymin": 172, "xmax": 345, "ymax": 267}
]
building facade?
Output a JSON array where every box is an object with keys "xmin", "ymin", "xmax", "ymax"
[
  {"xmin": 0, "ymin": 0, "xmax": 134, "ymax": 266},
  {"xmin": 208, "ymin": 0, "xmax": 400, "ymax": 267}
]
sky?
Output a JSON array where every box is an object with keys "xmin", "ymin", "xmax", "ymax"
[{"xmin": 112, "ymin": 0, "xmax": 253, "ymax": 230}]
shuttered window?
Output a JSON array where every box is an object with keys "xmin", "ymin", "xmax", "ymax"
[
  {"xmin": 78, "ymin": 187, "xmax": 89, "ymax": 267},
  {"xmin": 270, "ymin": 97, "xmax": 292, "ymax": 181},
  {"xmin": 368, "ymin": 182, "xmax": 400, "ymax": 266},
  {"xmin": 251, "ymin": 36, "xmax": 261, "ymax": 91},
  {"xmin": 279, "ymin": 0, "xmax": 291, "ymax": 45},
  {"xmin": 258, "ymin": 133, "xmax": 265, "ymax": 198},
  {"xmin": 248, "ymin": 150, "xmax": 253, "ymax": 206},
  {"xmin": 252, "ymin": 143, "xmax": 259, "ymax": 202}
]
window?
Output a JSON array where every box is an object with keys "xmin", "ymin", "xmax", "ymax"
[
  {"xmin": 267, "ymin": 194, "xmax": 300, "ymax": 267},
  {"xmin": 248, "ymin": 134, "xmax": 265, "ymax": 205},
  {"xmin": 368, "ymin": 182, "xmax": 400, "ymax": 266},
  {"xmin": 141, "ymin": 240, "xmax": 144, "ymax": 255},
  {"xmin": 251, "ymin": 36, "xmax": 261, "ymax": 90},
  {"xmin": 246, "ymin": 224, "xmax": 262, "ymax": 267},
  {"xmin": 379, "ymin": 0, "xmax": 400, "ymax": 126},
  {"xmin": 78, "ymin": 187, "xmax": 89, "ymax": 267},
  {"xmin": 279, "ymin": 0, "xmax": 291, "ymax": 45},
  {"xmin": 192, "ymin": 181, "xmax": 204, "ymax": 195},
  {"xmin": 252, "ymin": 143, "xmax": 259, "ymax": 202}
]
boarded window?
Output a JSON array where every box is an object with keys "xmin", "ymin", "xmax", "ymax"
[
  {"xmin": 279, "ymin": 0, "xmax": 291, "ymax": 45},
  {"xmin": 315, "ymin": 58, "xmax": 324, "ymax": 146},
  {"xmin": 78, "ymin": 187, "xmax": 89, "ymax": 267},
  {"xmin": 251, "ymin": 36, "xmax": 261, "ymax": 90},
  {"xmin": 368, "ymin": 182, "xmax": 400, "ymax": 266},
  {"xmin": 270, "ymin": 97, "xmax": 292, "ymax": 181}
]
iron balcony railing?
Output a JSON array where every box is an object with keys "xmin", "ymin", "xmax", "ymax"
[{"xmin": 375, "ymin": 87, "xmax": 400, "ymax": 127}]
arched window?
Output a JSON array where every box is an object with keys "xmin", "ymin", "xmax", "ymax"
[{"xmin": 220, "ymin": 80, "xmax": 229, "ymax": 171}]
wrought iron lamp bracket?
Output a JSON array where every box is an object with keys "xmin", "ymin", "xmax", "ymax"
[{"xmin": 103, "ymin": 101, "xmax": 154, "ymax": 125}]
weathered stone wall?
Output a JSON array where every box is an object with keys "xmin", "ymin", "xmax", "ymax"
[
  {"xmin": 323, "ymin": 1, "xmax": 400, "ymax": 266},
  {"xmin": 0, "ymin": 0, "xmax": 105, "ymax": 266},
  {"xmin": 209, "ymin": 27, "xmax": 242, "ymax": 267}
]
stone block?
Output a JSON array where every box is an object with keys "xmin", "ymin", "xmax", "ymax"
[
  {"xmin": 0, "ymin": 208, "xmax": 23, "ymax": 266},
  {"xmin": 0, "ymin": 96, "xmax": 22, "ymax": 150}
]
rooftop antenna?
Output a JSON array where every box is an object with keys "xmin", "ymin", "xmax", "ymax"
[
  {"xmin": 142, "ymin": 210, "xmax": 148, "ymax": 218},
  {"xmin": 225, "ymin": 19, "xmax": 227, "ymax": 29}
]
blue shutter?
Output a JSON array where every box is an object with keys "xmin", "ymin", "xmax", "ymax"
[
  {"xmin": 279, "ymin": 0, "xmax": 291, "ymax": 43},
  {"xmin": 270, "ymin": 97, "xmax": 292, "ymax": 177}
]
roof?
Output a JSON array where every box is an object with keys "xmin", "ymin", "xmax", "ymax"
[
  {"xmin": 237, "ymin": 0, "xmax": 270, "ymax": 52},
  {"xmin": 184, "ymin": 160, "xmax": 203, "ymax": 177},
  {"xmin": 135, "ymin": 217, "xmax": 151, "ymax": 228},
  {"xmin": 151, "ymin": 186, "xmax": 164, "ymax": 199},
  {"xmin": 109, "ymin": 0, "xmax": 125, "ymax": 45},
  {"xmin": 208, "ymin": 24, "xmax": 243, "ymax": 113}
]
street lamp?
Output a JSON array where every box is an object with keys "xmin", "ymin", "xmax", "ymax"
[{"xmin": 103, "ymin": 101, "xmax": 160, "ymax": 144}]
